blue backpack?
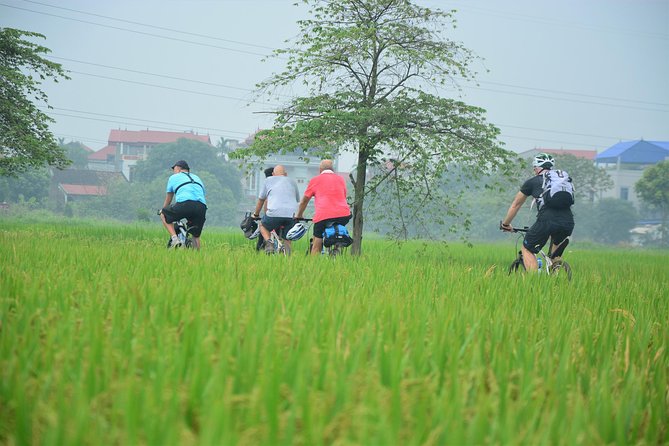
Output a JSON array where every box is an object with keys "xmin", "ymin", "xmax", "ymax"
[{"xmin": 323, "ymin": 224, "xmax": 353, "ymax": 248}]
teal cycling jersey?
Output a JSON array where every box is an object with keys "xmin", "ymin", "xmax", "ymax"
[{"xmin": 166, "ymin": 172, "xmax": 206, "ymax": 204}]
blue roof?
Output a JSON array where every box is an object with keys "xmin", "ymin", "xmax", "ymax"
[{"xmin": 596, "ymin": 140, "xmax": 669, "ymax": 164}]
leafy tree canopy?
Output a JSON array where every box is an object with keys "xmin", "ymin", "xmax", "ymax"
[
  {"xmin": 0, "ymin": 167, "xmax": 50, "ymax": 203},
  {"xmin": 635, "ymin": 160, "xmax": 669, "ymax": 244},
  {"xmin": 133, "ymin": 138, "xmax": 242, "ymax": 199},
  {"xmin": 59, "ymin": 140, "xmax": 91, "ymax": 169},
  {"xmin": 232, "ymin": 0, "xmax": 515, "ymax": 254},
  {"xmin": 0, "ymin": 28, "xmax": 70, "ymax": 176},
  {"xmin": 589, "ymin": 198, "xmax": 638, "ymax": 245},
  {"xmin": 635, "ymin": 160, "xmax": 669, "ymax": 213}
]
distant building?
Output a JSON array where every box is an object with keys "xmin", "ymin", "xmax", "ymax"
[
  {"xmin": 519, "ymin": 148, "xmax": 597, "ymax": 163},
  {"xmin": 87, "ymin": 144, "xmax": 117, "ymax": 172},
  {"xmin": 87, "ymin": 129, "xmax": 212, "ymax": 180},
  {"xmin": 595, "ymin": 140, "xmax": 669, "ymax": 206},
  {"xmin": 50, "ymin": 169, "xmax": 126, "ymax": 204}
]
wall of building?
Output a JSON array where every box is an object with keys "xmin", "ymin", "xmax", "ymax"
[{"xmin": 598, "ymin": 167, "xmax": 644, "ymax": 206}]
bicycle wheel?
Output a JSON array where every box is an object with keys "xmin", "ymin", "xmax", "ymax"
[
  {"xmin": 549, "ymin": 260, "xmax": 572, "ymax": 281},
  {"xmin": 508, "ymin": 257, "xmax": 525, "ymax": 275}
]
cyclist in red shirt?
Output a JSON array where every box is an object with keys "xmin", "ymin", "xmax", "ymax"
[{"xmin": 295, "ymin": 159, "xmax": 351, "ymax": 255}]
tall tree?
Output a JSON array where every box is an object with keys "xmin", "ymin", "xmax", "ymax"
[
  {"xmin": 635, "ymin": 160, "xmax": 669, "ymax": 245},
  {"xmin": 60, "ymin": 141, "xmax": 91, "ymax": 169},
  {"xmin": 133, "ymin": 138, "xmax": 242, "ymax": 200},
  {"xmin": 0, "ymin": 167, "xmax": 50, "ymax": 203},
  {"xmin": 0, "ymin": 28, "xmax": 70, "ymax": 175},
  {"xmin": 551, "ymin": 153, "xmax": 612, "ymax": 203},
  {"xmin": 232, "ymin": 0, "xmax": 513, "ymax": 254}
]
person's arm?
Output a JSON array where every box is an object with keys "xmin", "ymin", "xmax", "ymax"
[
  {"xmin": 295, "ymin": 195, "xmax": 310, "ymax": 219},
  {"xmin": 253, "ymin": 198, "xmax": 265, "ymax": 217},
  {"xmin": 162, "ymin": 192, "xmax": 174, "ymax": 209},
  {"xmin": 501, "ymin": 191, "xmax": 528, "ymax": 230}
]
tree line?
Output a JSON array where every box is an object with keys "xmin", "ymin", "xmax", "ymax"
[{"xmin": 2, "ymin": 1, "xmax": 668, "ymax": 247}]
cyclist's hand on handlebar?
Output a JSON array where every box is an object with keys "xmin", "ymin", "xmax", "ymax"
[{"xmin": 500, "ymin": 221, "xmax": 514, "ymax": 232}]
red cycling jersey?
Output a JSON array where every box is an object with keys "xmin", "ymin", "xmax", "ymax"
[{"xmin": 303, "ymin": 170, "xmax": 350, "ymax": 222}]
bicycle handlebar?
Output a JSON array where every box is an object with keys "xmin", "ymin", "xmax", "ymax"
[
  {"xmin": 499, "ymin": 221, "xmax": 529, "ymax": 233},
  {"xmin": 250, "ymin": 215, "xmax": 313, "ymax": 222}
]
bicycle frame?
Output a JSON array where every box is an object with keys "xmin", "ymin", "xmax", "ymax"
[
  {"xmin": 253, "ymin": 217, "xmax": 293, "ymax": 255},
  {"xmin": 169, "ymin": 218, "xmax": 195, "ymax": 249},
  {"xmin": 504, "ymin": 224, "xmax": 572, "ymax": 279},
  {"xmin": 268, "ymin": 228, "xmax": 289, "ymax": 255}
]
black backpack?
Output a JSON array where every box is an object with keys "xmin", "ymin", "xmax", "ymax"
[{"xmin": 539, "ymin": 169, "xmax": 575, "ymax": 210}]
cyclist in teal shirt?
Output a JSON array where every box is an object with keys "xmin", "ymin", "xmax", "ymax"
[{"xmin": 160, "ymin": 160, "xmax": 207, "ymax": 249}]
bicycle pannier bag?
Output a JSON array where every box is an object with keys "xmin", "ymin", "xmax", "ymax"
[
  {"xmin": 539, "ymin": 170, "xmax": 574, "ymax": 210},
  {"xmin": 323, "ymin": 224, "xmax": 353, "ymax": 248}
]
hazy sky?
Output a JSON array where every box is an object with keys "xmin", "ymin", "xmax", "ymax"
[{"xmin": 2, "ymin": 0, "xmax": 668, "ymax": 169}]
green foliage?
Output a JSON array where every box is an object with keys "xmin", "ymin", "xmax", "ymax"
[
  {"xmin": 0, "ymin": 28, "xmax": 71, "ymax": 175},
  {"xmin": 1, "ymin": 219, "xmax": 668, "ymax": 444},
  {"xmin": 72, "ymin": 167, "xmax": 240, "ymax": 227},
  {"xmin": 232, "ymin": 1, "xmax": 515, "ymax": 254},
  {"xmin": 0, "ymin": 167, "xmax": 50, "ymax": 203},
  {"xmin": 635, "ymin": 161, "xmax": 669, "ymax": 210},
  {"xmin": 60, "ymin": 140, "xmax": 91, "ymax": 169},
  {"xmin": 576, "ymin": 198, "xmax": 638, "ymax": 244},
  {"xmin": 133, "ymin": 138, "xmax": 242, "ymax": 199},
  {"xmin": 635, "ymin": 160, "xmax": 669, "ymax": 244}
]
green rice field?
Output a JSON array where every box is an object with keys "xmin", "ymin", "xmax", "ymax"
[{"xmin": 1, "ymin": 219, "xmax": 668, "ymax": 445}]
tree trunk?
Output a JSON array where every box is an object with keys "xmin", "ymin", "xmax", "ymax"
[{"xmin": 351, "ymin": 149, "xmax": 369, "ymax": 256}]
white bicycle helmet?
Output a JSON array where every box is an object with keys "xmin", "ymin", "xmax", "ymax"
[
  {"xmin": 532, "ymin": 152, "xmax": 555, "ymax": 169},
  {"xmin": 285, "ymin": 222, "xmax": 308, "ymax": 241}
]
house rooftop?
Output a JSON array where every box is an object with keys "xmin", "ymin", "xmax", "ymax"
[
  {"xmin": 520, "ymin": 148, "xmax": 597, "ymax": 160},
  {"xmin": 596, "ymin": 140, "xmax": 669, "ymax": 164},
  {"xmin": 88, "ymin": 144, "xmax": 115, "ymax": 160}
]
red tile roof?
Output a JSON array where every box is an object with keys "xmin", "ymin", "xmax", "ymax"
[
  {"xmin": 88, "ymin": 144, "xmax": 116, "ymax": 160},
  {"xmin": 60, "ymin": 184, "xmax": 108, "ymax": 196},
  {"xmin": 537, "ymin": 148, "xmax": 597, "ymax": 160},
  {"xmin": 108, "ymin": 129, "xmax": 211, "ymax": 145}
]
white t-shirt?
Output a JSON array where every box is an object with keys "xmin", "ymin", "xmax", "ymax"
[{"xmin": 259, "ymin": 176, "xmax": 300, "ymax": 217}]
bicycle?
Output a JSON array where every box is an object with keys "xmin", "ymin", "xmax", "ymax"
[
  {"xmin": 158, "ymin": 209, "xmax": 195, "ymax": 249},
  {"xmin": 305, "ymin": 220, "xmax": 352, "ymax": 257},
  {"xmin": 253, "ymin": 217, "xmax": 294, "ymax": 256},
  {"xmin": 502, "ymin": 224, "xmax": 572, "ymax": 280},
  {"xmin": 169, "ymin": 218, "xmax": 195, "ymax": 249}
]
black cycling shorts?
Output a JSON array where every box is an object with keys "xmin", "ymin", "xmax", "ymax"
[
  {"xmin": 523, "ymin": 217, "xmax": 574, "ymax": 254},
  {"xmin": 261, "ymin": 216, "xmax": 295, "ymax": 238},
  {"xmin": 313, "ymin": 214, "xmax": 352, "ymax": 238},
  {"xmin": 162, "ymin": 200, "xmax": 207, "ymax": 237}
]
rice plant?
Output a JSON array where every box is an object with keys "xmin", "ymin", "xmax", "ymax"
[{"xmin": 1, "ymin": 219, "xmax": 667, "ymax": 445}]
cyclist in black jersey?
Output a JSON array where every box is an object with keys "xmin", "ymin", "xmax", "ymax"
[{"xmin": 501, "ymin": 153, "xmax": 574, "ymax": 271}]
